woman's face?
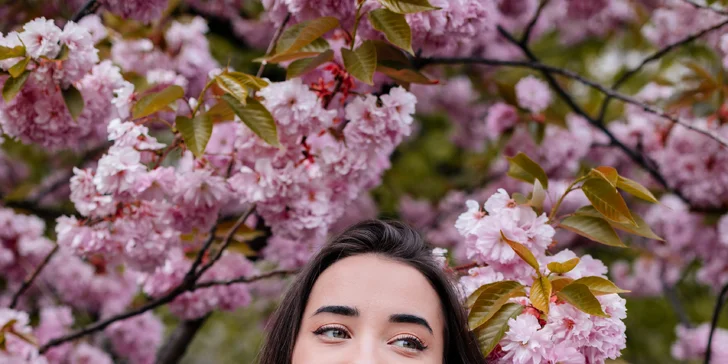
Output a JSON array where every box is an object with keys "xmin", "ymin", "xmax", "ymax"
[{"xmin": 292, "ymin": 254, "xmax": 445, "ymax": 363}]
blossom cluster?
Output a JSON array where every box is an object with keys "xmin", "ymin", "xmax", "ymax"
[
  {"xmin": 0, "ymin": 17, "xmax": 129, "ymax": 150},
  {"xmin": 456, "ymin": 189, "xmax": 627, "ymax": 364},
  {"xmin": 231, "ymin": 78, "xmax": 416, "ymax": 268}
]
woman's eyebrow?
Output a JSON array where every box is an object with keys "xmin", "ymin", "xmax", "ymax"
[
  {"xmin": 389, "ymin": 314, "xmax": 433, "ymax": 334},
  {"xmin": 313, "ymin": 305, "xmax": 360, "ymax": 317}
]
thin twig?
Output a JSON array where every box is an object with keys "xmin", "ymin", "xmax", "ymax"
[
  {"xmin": 194, "ymin": 269, "xmax": 296, "ymax": 289},
  {"xmin": 195, "ymin": 205, "xmax": 256, "ymax": 278},
  {"xmin": 494, "ymin": 25, "xmax": 678, "ymax": 196},
  {"xmin": 661, "ymin": 277, "xmax": 692, "ymax": 328},
  {"xmin": 155, "ymin": 314, "xmax": 210, "ymax": 364},
  {"xmin": 705, "ymin": 282, "xmax": 728, "ymax": 364},
  {"xmin": 9, "ymin": 245, "xmax": 59, "ymax": 309},
  {"xmin": 255, "ymin": 13, "xmax": 291, "ymax": 78},
  {"xmin": 597, "ymin": 17, "xmax": 728, "ymax": 121},
  {"xmin": 520, "ymin": 0, "xmax": 550, "ymax": 46},
  {"xmin": 71, "ymin": 0, "xmax": 101, "ymax": 22},
  {"xmin": 39, "ymin": 266, "xmax": 290, "ymax": 353},
  {"xmin": 417, "ymin": 56, "xmax": 728, "ymax": 148},
  {"xmin": 680, "ymin": 0, "xmax": 728, "ymax": 16},
  {"xmin": 183, "ymin": 225, "xmax": 218, "ymax": 285}
]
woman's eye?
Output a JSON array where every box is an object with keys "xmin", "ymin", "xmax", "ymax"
[
  {"xmin": 390, "ymin": 337, "xmax": 427, "ymax": 351},
  {"xmin": 314, "ymin": 326, "xmax": 350, "ymax": 340}
]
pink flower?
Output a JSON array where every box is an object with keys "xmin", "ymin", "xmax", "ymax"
[
  {"xmin": 485, "ymin": 102, "xmax": 519, "ymax": 140},
  {"xmin": 19, "ymin": 17, "xmax": 62, "ymax": 59},
  {"xmin": 106, "ymin": 312, "xmax": 163, "ymax": 364},
  {"xmin": 102, "ymin": 0, "xmax": 169, "ymax": 23},
  {"xmin": 515, "ymin": 76, "xmax": 552, "ymax": 113},
  {"xmin": 501, "ymin": 314, "xmax": 551, "ymax": 364}
]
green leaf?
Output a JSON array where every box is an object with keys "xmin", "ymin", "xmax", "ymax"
[
  {"xmin": 474, "ymin": 303, "xmax": 524, "ymax": 357},
  {"xmin": 176, "ymin": 114, "xmax": 213, "ymax": 158},
  {"xmin": 207, "ymin": 101, "xmax": 235, "ymax": 124},
  {"xmin": 132, "ymin": 85, "xmax": 185, "ymax": 119},
  {"xmin": 341, "ymin": 41, "xmax": 377, "ymax": 85},
  {"xmin": 371, "ymin": 40, "xmax": 410, "ymax": 64},
  {"xmin": 530, "ymin": 275, "xmax": 552, "ymax": 314},
  {"xmin": 550, "ymin": 277, "xmax": 574, "ymax": 293},
  {"xmin": 559, "ymin": 215, "xmax": 626, "ymax": 247},
  {"xmin": 581, "ymin": 178, "xmax": 636, "ymax": 225},
  {"xmin": 216, "ymin": 74, "xmax": 249, "ymax": 105},
  {"xmin": 530, "ymin": 179, "xmax": 546, "ymax": 211},
  {"xmin": 506, "ymin": 152, "xmax": 548, "ymax": 189},
  {"xmin": 589, "ymin": 166, "xmax": 618, "ymax": 186},
  {"xmin": 500, "ymin": 231, "xmax": 540, "ymax": 272},
  {"xmin": 377, "ymin": 0, "xmax": 439, "ymax": 14},
  {"xmin": 256, "ymin": 51, "xmax": 322, "ymax": 64},
  {"xmin": 62, "ymin": 85, "xmax": 84, "ymax": 121},
  {"xmin": 557, "ymin": 283, "xmax": 609, "ymax": 317},
  {"xmin": 572, "ymin": 276, "xmax": 630, "ymax": 296},
  {"xmin": 376, "ymin": 65, "xmax": 437, "ymax": 85},
  {"xmin": 616, "ymin": 176, "xmax": 658, "ymax": 203},
  {"xmin": 275, "ymin": 17, "xmax": 339, "ymax": 55},
  {"xmin": 547, "ymin": 258, "xmax": 580, "ymax": 274},
  {"xmin": 223, "ymin": 94, "xmax": 280, "ymax": 147},
  {"xmin": 368, "ymin": 8, "xmax": 413, "ymax": 54},
  {"xmin": 56, "ymin": 44, "xmax": 69, "ymax": 61},
  {"xmin": 286, "ymin": 50, "xmax": 334, "ymax": 79},
  {"xmin": 225, "ymin": 72, "xmax": 269, "ymax": 90},
  {"xmin": 575, "ymin": 206, "xmax": 663, "ymax": 241},
  {"xmin": 8, "ymin": 56, "xmax": 30, "ymax": 78},
  {"xmin": 0, "ymin": 45, "xmax": 25, "ymax": 60},
  {"xmin": 2, "ymin": 70, "xmax": 30, "ymax": 102},
  {"xmin": 467, "ymin": 281, "xmax": 526, "ymax": 330}
]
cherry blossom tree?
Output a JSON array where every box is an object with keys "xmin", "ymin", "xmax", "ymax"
[{"xmin": 0, "ymin": 0, "xmax": 727, "ymax": 363}]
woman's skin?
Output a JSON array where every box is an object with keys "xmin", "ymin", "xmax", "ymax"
[{"xmin": 292, "ymin": 254, "xmax": 445, "ymax": 363}]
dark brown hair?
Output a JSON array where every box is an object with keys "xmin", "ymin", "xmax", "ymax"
[{"xmin": 257, "ymin": 219, "xmax": 485, "ymax": 364}]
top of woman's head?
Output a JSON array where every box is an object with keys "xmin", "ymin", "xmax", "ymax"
[{"xmin": 257, "ymin": 219, "xmax": 485, "ymax": 364}]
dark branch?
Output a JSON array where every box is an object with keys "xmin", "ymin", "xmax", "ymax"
[
  {"xmin": 597, "ymin": 17, "xmax": 728, "ymax": 121},
  {"xmin": 418, "ymin": 57, "xmax": 727, "ymax": 147},
  {"xmin": 680, "ymin": 0, "xmax": 728, "ymax": 16},
  {"xmin": 194, "ymin": 269, "xmax": 296, "ymax": 289},
  {"xmin": 39, "ymin": 205, "xmax": 265, "ymax": 354},
  {"xmin": 10, "ymin": 245, "xmax": 59, "ymax": 309},
  {"xmin": 705, "ymin": 282, "xmax": 728, "ymax": 364},
  {"xmin": 256, "ymin": 13, "xmax": 291, "ymax": 78},
  {"xmin": 661, "ymin": 279, "xmax": 692, "ymax": 328},
  {"xmin": 520, "ymin": 0, "xmax": 550, "ymax": 46},
  {"xmin": 493, "ymin": 25, "xmax": 679, "ymax": 197},
  {"xmin": 155, "ymin": 314, "xmax": 210, "ymax": 364},
  {"xmin": 71, "ymin": 0, "xmax": 101, "ymax": 22},
  {"xmin": 195, "ymin": 204, "xmax": 256, "ymax": 278}
]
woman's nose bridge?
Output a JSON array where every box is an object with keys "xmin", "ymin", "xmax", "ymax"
[{"xmin": 348, "ymin": 332, "xmax": 383, "ymax": 364}]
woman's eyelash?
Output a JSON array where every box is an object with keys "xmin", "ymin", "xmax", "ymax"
[
  {"xmin": 391, "ymin": 334, "xmax": 428, "ymax": 351},
  {"xmin": 312, "ymin": 325, "xmax": 350, "ymax": 338}
]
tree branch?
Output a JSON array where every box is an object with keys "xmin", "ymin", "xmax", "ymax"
[
  {"xmin": 705, "ymin": 282, "xmax": 728, "ymax": 364},
  {"xmin": 71, "ymin": 0, "xmax": 101, "ymax": 22},
  {"xmin": 155, "ymin": 314, "xmax": 210, "ymax": 364},
  {"xmin": 256, "ymin": 13, "xmax": 291, "ymax": 78},
  {"xmin": 520, "ymin": 0, "xmax": 550, "ymax": 46},
  {"xmin": 194, "ymin": 204, "xmax": 256, "ymax": 278},
  {"xmin": 39, "ymin": 204, "xmax": 263, "ymax": 354},
  {"xmin": 680, "ymin": 0, "xmax": 728, "ymax": 16},
  {"xmin": 416, "ymin": 57, "xmax": 728, "ymax": 148},
  {"xmin": 597, "ymin": 17, "xmax": 728, "ymax": 121},
  {"xmin": 9, "ymin": 245, "xmax": 59, "ymax": 309},
  {"xmin": 661, "ymin": 279, "xmax": 692, "ymax": 328},
  {"xmin": 193, "ymin": 269, "xmax": 296, "ymax": 289},
  {"xmin": 493, "ymin": 25, "xmax": 682, "ymax": 198}
]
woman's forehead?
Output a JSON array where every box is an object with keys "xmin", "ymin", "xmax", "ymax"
[{"xmin": 305, "ymin": 254, "xmax": 444, "ymax": 323}]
